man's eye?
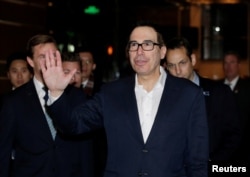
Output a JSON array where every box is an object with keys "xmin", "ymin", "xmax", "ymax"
[
  {"xmin": 144, "ymin": 42, "xmax": 151, "ymax": 46},
  {"xmin": 167, "ymin": 64, "xmax": 174, "ymax": 68},
  {"xmin": 131, "ymin": 42, "xmax": 137, "ymax": 47}
]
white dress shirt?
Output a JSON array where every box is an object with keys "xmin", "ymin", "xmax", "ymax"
[
  {"xmin": 135, "ymin": 67, "xmax": 166, "ymax": 143},
  {"xmin": 33, "ymin": 77, "xmax": 47, "ymax": 112},
  {"xmin": 224, "ymin": 76, "xmax": 239, "ymax": 91}
]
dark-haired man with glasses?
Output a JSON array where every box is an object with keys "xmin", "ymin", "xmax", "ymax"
[{"xmin": 40, "ymin": 21, "xmax": 208, "ymax": 177}]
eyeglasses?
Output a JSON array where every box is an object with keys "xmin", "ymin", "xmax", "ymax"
[{"xmin": 128, "ymin": 41, "xmax": 161, "ymax": 51}]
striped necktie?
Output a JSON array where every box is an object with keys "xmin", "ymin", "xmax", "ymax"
[{"xmin": 43, "ymin": 87, "xmax": 57, "ymax": 140}]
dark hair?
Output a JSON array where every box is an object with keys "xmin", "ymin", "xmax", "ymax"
[
  {"xmin": 61, "ymin": 52, "xmax": 82, "ymax": 69},
  {"xmin": 125, "ymin": 20, "xmax": 166, "ymax": 57},
  {"xmin": 75, "ymin": 46, "xmax": 95, "ymax": 63},
  {"xmin": 6, "ymin": 51, "xmax": 33, "ymax": 73},
  {"xmin": 135, "ymin": 20, "xmax": 165, "ymax": 46},
  {"xmin": 166, "ymin": 37, "xmax": 193, "ymax": 60},
  {"xmin": 26, "ymin": 34, "xmax": 57, "ymax": 58},
  {"xmin": 223, "ymin": 50, "xmax": 241, "ymax": 63}
]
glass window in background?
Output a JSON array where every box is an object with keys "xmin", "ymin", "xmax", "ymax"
[{"xmin": 201, "ymin": 3, "xmax": 248, "ymax": 60}]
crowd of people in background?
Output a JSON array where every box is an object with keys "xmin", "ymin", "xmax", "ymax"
[{"xmin": 0, "ymin": 21, "xmax": 249, "ymax": 177}]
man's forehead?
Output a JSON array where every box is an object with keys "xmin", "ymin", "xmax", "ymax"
[
  {"xmin": 130, "ymin": 26, "xmax": 157, "ymax": 40},
  {"xmin": 80, "ymin": 54, "xmax": 93, "ymax": 60}
]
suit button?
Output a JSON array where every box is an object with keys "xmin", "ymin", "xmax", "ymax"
[{"xmin": 142, "ymin": 149, "xmax": 148, "ymax": 153}]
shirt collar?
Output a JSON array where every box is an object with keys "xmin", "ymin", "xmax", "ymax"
[
  {"xmin": 33, "ymin": 76, "xmax": 45, "ymax": 92},
  {"xmin": 224, "ymin": 76, "xmax": 239, "ymax": 90},
  {"xmin": 135, "ymin": 66, "xmax": 166, "ymax": 90},
  {"xmin": 81, "ymin": 79, "xmax": 89, "ymax": 88},
  {"xmin": 192, "ymin": 71, "xmax": 200, "ymax": 86},
  {"xmin": 224, "ymin": 76, "xmax": 239, "ymax": 85}
]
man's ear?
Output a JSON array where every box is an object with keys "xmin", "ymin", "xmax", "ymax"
[
  {"xmin": 190, "ymin": 54, "xmax": 196, "ymax": 66},
  {"xmin": 92, "ymin": 63, "xmax": 96, "ymax": 71},
  {"xmin": 27, "ymin": 57, "xmax": 34, "ymax": 68},
  {"xmin": 160, "ymin": 46, "xmax": 167, "ymax": 60}
]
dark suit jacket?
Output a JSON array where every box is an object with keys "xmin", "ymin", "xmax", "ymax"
[
  {"xmin": 218, "ymin": 77, "xmax": 250, "ymax": 163},
  {"xmin": 0, "ymin": 80, "xmax": 94, "ymax": 177},
  {"xmin": 49, "ymin": 74, "xmax": 209, "ymax": 177},
  {"xmin": 199, "ymin": 76, "xmax": 241, "ymax": 162}
]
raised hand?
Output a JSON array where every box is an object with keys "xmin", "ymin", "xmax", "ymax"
[{"xmin": 40, "ymin": 50, "xmax": 76, "ymax": 97}]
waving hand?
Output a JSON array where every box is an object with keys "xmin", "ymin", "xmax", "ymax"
[{"xmin": 40, "ymin": 50, "xmax": 76, "ymax": 97}]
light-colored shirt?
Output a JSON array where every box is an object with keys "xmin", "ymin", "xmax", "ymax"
[
  {"xmin": 33, "ymin": 77, "xmax": 47, "ymax": 113},
  {"xmin": 81, "ymin": 79, "xmax": 89, "ymax": 88},
  {"xmin": 224, "ymin": 76, "xmax": 239, "ymax": 91},
  {"xmin": 34, "ymin": 77, "xmax": 57, "ymax": 139},
  {"xmin": 191, "ymin": 71, "xmax": 200, "ymax": 86},
  {"xmin": 135, "ymin": 66, "xmax": 166, "ymax": 143}
]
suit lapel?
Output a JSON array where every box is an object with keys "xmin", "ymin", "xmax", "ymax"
[
  {"xmin": 124, "ymin": 77, "xmax": 145, "ymax": 144},
  {"xmin": 146, "ymin": 75, "xmax": 181, "ymax": 145},
  {"xmin": 25, "ymin": 80, "xmax": 55, "ymax": 142}
]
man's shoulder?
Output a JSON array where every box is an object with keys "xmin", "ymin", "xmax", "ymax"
[
  {"xmin": 168, "ymin": 74, "xmax": 199, "ymax": 88},
  {"xmin": 202, "ymin": 77, "xmax": 231, "ymax": 92}
]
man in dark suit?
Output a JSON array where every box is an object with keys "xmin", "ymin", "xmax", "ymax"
[
  {"xmin": 40, "ymin": 21, "xmax": 209, "ymax": 177},
  {"xmin": 165, "ymin": 37, "xmax": 242, "ymax": 176},
  {"xmin": 219, "ymin": 50, "xmax": 250, "ymax": 165},
  {"xmin": 0, "ymin": 34, "xmax": 94, "ymax": 177},
  {"xmin": 75, "ymin": 46, "xmax": 104, "ymax": 98}
]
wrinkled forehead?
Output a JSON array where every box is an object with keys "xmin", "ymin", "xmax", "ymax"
[{"xmin": 129, "ymin": 26, "xmax": 157, "ymax": 42}]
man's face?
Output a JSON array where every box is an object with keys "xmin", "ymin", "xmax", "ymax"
[
  {"xmin": 166, "ymin": 47, "xmax": 195, "ymax": 81},
  {"xmin": 79, "ymin": 52, "xmax": 96, "ymax": 80},
  {"xmin": 7, "ymin": 59, "xmax": 32, "ymax": 88},
  {"xmin": 128, "ymin": 26, "xmax": 166, "ymax": 77},
  {"xmin": 27, "ymin": 43, "xmax": 57, "ymax": 82},
  {"xmin": 62, "ymin": 61, "xmax": 82, "ymax": 88},
  {"xmin": 223, "ymin": 54, "xmax": 240, "ymax": 81}
]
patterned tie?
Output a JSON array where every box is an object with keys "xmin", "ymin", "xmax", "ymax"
[{"xmin": 43, "ymin": 87, "xmax": 57, "ymax": 140}]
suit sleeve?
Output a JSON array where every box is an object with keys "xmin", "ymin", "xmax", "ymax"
[
  {"xmin": 186, "ymin": 88, "xmax": 209, "ymax": 177},
  {"xmin": 48, "ymin": 87, "xmax": 103, "ymax": 135},
  {"xmin": 0, "ymin": 98, "xmax": 16, "ymax": 177}
]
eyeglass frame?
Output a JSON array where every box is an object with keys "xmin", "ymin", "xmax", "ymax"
[{"xmin": 127, "ymin": 40, "xmax": 162, "ymax": 51}]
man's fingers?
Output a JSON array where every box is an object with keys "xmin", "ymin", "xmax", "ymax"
[
  {"xmin": 55, "ymin": 50, "xmax": 62, "ymax": 67},
  {"xmin": 39, "ymin": 59, "xmax": 46, "ymax": 73},
  {"xmin": 45, "ymin": 51, "xmax": 51, "ymax": 69},
  {"xmin": 49, "ymin": 50, "xmax": 56, "ymax": 67}
]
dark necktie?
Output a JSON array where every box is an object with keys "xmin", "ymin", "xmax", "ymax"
[
  {"xmin": 43, "ymin": 87, "xmax": 49, "ymax": 103},
  {"xmin": 42, "ymin": 86, "xmax": 56, "ymax": 139}
]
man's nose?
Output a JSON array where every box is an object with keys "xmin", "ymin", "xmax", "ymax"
[{"xmin": 174, "ymin": 65, "xmax": 181, "ymax": 74}]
